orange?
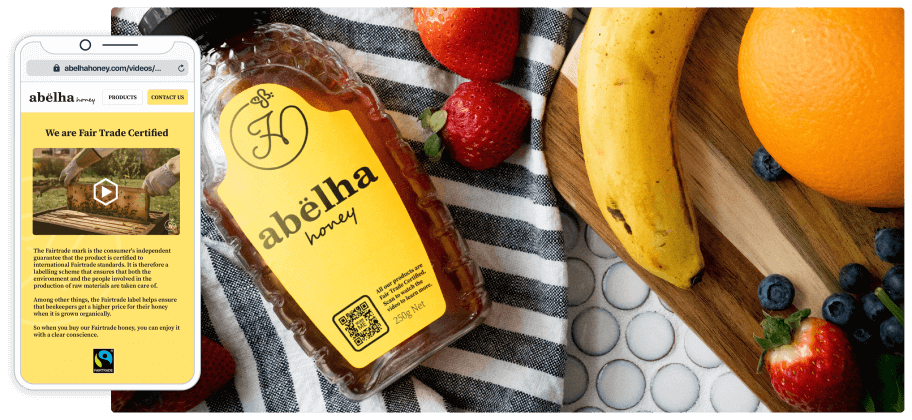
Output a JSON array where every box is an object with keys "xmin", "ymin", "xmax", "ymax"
[{"xmin": 738, "ymin": 8, "xmax": 904, "ymax": 208}]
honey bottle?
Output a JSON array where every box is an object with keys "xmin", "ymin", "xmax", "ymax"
[{"xmin": 140, "ymin": 8, "xmax": 490, "ymax": 400}]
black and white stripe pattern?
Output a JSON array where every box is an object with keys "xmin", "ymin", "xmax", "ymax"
[{"xmin": 113, "ymin": 7, "xmax": 571, "ymax": 412}]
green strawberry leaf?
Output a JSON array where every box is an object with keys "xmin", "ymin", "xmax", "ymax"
[
  {"xmin": 419, "ymin": 109, "xmax": 447, "ymax": 133},
  {"xmin": 760, "ymin": 316, "xmax": 792, "ymax": 347},
  {"xmin": 756, "ymin": 348, "xmax": 768, "ymax": 374},
  {"xmin": 419, "ymin": 108, "xmax": 434, "ymax": 129},
  {"xmin": 784, "ymin": 308, "xmax": 811, "ymax": 331},
  {"xmin": 424, "ymin": 133, "xmax": 444, "ymax": 162},
  {"xmin": 755, "ymin": 309, "xmax": 810, "ymax": 374},
  {"xmin": 428, "ymin": 110, "xmax": 448, "ymax": 133}
]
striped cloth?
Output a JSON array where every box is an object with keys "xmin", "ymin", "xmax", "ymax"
[{"xmin": 112, "ymin": 7, "xmax": 571, "ymax": 412}]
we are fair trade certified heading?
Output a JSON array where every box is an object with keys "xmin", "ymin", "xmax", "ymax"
[{"xmin": 14, "ymin": 36, "xmax": 201, "ymax": 390}]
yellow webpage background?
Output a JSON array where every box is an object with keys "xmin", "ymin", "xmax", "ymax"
[{"xmin": 20, "ymin": 113, "xmax": 194, "ymax": 384}]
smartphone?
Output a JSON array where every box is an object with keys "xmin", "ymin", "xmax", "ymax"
[{"xmin": 14, "ymin": 36, "xmax": 201, "ymax": 390}]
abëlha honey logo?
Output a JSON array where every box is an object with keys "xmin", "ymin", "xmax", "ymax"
[{"xmin": 228, "ymin": 87, "xmax": 309, "ymax": 170}]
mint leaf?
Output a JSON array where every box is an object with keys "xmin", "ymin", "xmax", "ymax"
[
  {"xmin": 874, "ymin": 354, "xmax": 904, "ymax": 412},
  {"xmin": 862, "ymin": 392, "xmax": 876, "ymax": 412}
]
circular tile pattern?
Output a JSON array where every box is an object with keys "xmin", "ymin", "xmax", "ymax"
[
  {"xmin": 626, "ymin": 312, "xmax": 674, "ymax": 361},
  {"xmin": 602, "ymin": 262, "xmax": 650, "ymax": 310},
  {"xmin": 567, "ymin": 258, "xmax": 595, "ymax": 306},
  {"xmin": 711, "ymin": 372, "xmax": 760, "ymax": 412},
  {"xmin": 659, "ymin": 297, "xmax": 674, "ymax": 313},
  {"xmin": 564, "ymin": 354, "xmax": 588, "ymax": 404},
  {"xmin": 559, "ymin": 206, "xmax": 768, "ymax": 412},
  {"xmin": 572, "ymin": 307, "xmax": 620, "ymax": 356},
  {"xmin": 651, "ymin": 363, "xmax": 700, "ymax": 412},
  {"xmin": 685, "ymin": 330, "xmax": 722, "ymax": 369},
  {"xmin": 561, "ymin": 211, "xmax": 581, "ymax": 250},
  {"xmin": 585, "ymin": 225, "xmax": 617, "ymax": 259},
  {"xmin": 575, "ymin": 406, "xmax": 603, "ymax": 413},
  {"xmin": 597, "ymin": 360, "xmax": 645, "ymax": 410}
]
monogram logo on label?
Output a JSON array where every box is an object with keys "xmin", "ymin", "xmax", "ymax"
[{"xmin": 229, "ymin": 88, "xmax": 308, "ymax": 170}]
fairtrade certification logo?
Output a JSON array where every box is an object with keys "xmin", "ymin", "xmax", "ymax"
[{"xmin": 93, "ymin": 349, "xmax": 114, "ymax": 373}]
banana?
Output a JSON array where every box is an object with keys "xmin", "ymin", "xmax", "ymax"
[{"xmin": 577, "ymin": 8, "xmax": 706, "ymax": 289}]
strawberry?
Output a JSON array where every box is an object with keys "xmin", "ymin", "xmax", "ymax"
[
  {"xmin": 112, "ymin": 336, "xmax": 236, "ymax": 412},
  {"xmin": 421, "ymin": 80, "xmax": 531, "ymax": 170},
  {"xmin": 413, "ymin": 8, "xmax": 520, "ymax": 82},
  {"xmin": 755, "ymin": 309, "xmax": 863, "ymax": 412}
]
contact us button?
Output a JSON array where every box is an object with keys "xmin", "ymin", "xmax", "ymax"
[
  {"xmin": 102, "ymin": 90, "xmax": 141, "ymax": 105},
  {"xmin": 147, "ymin": 89, "xmax": 188, "ymax": 105}
]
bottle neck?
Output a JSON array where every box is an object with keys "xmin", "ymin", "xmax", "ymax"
[{"xmin": 139, "ymin": 8, "xmax": 270, "ymax": 52}]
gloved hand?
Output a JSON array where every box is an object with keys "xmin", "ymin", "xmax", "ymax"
[
  {"xmin": 59, "ymin": 148, "xmax": 116, "ymax": 186},
  {"xmin": 59, "ymin": 159, "xmax": 82, "ymax": 186},
  {"xmin": 142, "ymin": 155, "xmax": 180, "ymax": 197}
]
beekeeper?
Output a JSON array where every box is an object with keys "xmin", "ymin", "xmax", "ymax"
[{"xmin": 59, "ymin": 148, "xmax": 180, "ymax": 197}]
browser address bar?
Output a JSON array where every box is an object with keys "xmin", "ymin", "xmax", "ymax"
[{"xmin": 27, "ymin": 60, "xmax": 189, "ymax": 77}]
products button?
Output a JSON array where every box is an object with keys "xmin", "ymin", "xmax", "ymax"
[{"xmin": 102, "ymin": 90, "xmax": 141, "ymax": 105}]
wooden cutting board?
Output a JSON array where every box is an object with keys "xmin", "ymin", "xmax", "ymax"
[{"xmin": 543, "ymin": 8, "xmax": 903, "ymax": 412}]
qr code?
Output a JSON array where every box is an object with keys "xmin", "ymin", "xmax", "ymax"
[{"xmin": 333, "ymin": 296, "xmax": 388, "ymax": 351}]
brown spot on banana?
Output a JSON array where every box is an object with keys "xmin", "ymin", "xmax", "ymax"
[
  {"xmin": 605, "ymin": 206, "xmax": 633, "ymax": 235},
  {"xmin": 649, "ymin": 255, "xmax": 665, "ymax": 270}
]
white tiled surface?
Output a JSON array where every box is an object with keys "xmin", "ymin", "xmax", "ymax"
[{"xmin": 559, "ymin": 208, "xmax": 770, "ymax": 413}]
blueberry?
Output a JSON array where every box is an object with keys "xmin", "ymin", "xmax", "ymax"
[
  {"xmin": 757, "ymin": 274, "xmax": 795, "ymax": 310},
  {"xmin": 752, "ymin": 147, "xmax": 788, "ymax": 181},
  {"xmin": 847, "ymin": 321, "xmax": 883, "ymax": 356},
  {"xmin": 880, "ymin": 316, "xmax": 903, "ymax": 351},
  {"xmin": 850, "ymin": 323, "xmax": 877, "ymax": 346},
  {"xmin": 883, "ymin": 265, "xmax": 904, "ymax": 303},
  {"xmin": 861, "ymin": 292, "xmax": 890, "ymax": 322},
  {"xmin": 821, "ymin": 292, "xmax": 858, "ymax": 326},
  {"xmin": 838, "ymin": 263, "xmax": 872, "ymax": 294},
  {"xmin": 875, "ymin": 228, "xmax": 903, "ymax": 264}
]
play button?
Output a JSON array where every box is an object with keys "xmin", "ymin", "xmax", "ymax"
[{"xmin": 93, "ymin": 178, "xmax": 119, "ymax": 206}]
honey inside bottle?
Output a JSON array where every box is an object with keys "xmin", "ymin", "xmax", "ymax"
[{"xmin": 145, "ymin": 10, "xmax": 490, "ymax": 400}]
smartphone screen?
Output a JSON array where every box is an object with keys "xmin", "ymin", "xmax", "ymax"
[{"xmin": 14, "ymin": 36, "xmax": 200, "ymax": 390}]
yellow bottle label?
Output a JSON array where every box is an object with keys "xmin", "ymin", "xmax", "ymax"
[{"xmin": 217, "ymin": 83, "xmax": 445, "ymax": 368}]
